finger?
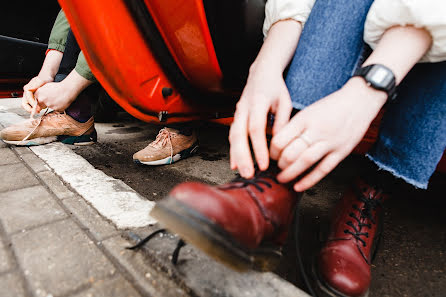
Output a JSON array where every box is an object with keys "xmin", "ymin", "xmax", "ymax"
[
  {"xmin": 277, "ymin": 142, "xmax": 329, "ymax": 183},
  {"xmin": 22, "ymin": 91, "xmax": 36, "ymax": 113},
  {"xmin": 272, "ymin": 91, "xmax": 292, "ymax": 136},
  {"xmin": 270, "ymin": 116, "xmax": 305, "ymax": 160},
  {"xmin": 293, "ymin": 152, "xmax": 344, "ymax": 192},
  {"xmin": 30, "ymin": 103, "xmax": 38, "ymax": 118},
  {"xmin": 229, "ymin": 109, "xmax": 255, "ymax": 178},
  {"xmin": 277, "ymin": 136, "xmax": 308, "ymax": 169},
  {"xmin": 248, "ymin": 104, "xmax": 270, "ymax": 171}
]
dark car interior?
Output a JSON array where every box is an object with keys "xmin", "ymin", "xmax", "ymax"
[
  {"xmin": 0, "ymin": 1, "xmax": 60, "ymax": 95},
  {"xmin": 203, "ymin": 0, "xmax": 266, "ymax": 90}
]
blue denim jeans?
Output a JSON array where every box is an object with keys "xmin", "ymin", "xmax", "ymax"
[{"xmin": 285, "ymin": 0, "xmax": 446, "ymax": 189}]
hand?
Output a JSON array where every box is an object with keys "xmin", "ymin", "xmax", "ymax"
[
  {"xmin": 229, "ymin": 65, "xmax": 293, "ymax": 178},
  {"xmin": 270, "ymin": 78, "xmax": 387, "ymax": 192},
  {"xmin": 22, "ymin": 76, "xmax": 52, "ymax": 115},
  {"xmin": 34, "ymin": 80, "xmax": 78, "ymax": 112}
]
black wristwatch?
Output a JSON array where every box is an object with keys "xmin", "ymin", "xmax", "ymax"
[{"xmin": 353, "ymin": 64, "xmax": 397, "ymax": 100}]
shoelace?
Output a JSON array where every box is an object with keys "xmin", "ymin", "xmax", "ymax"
[
  {"xmin": 126, "ymin": 229, "xmax": 186, "ymax": 265},
  {"xmin": 344, "ymin": 190, "xmax": 383, "ymax": 247},
  {"xmin": 221, "ymin": 170, "xmax": 278, "ymax": 192},
  {"xmin": 149, "ymin": 128, "xmax": 175, "ymax": 164},
  {"xmin": 21, "ymin": 108, "xmax": 50, "ymax": 142}
]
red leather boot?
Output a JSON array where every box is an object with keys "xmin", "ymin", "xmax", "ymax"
[
  {"xmin": 151, "ymin": 170, "xmax": 301, "ymax": 271},
  {"xmin": 315, "ymin": 179, "xmax": 388, "ymax": 297}
]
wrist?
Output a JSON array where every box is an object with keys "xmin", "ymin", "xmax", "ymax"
[
  {"xmin": 249, "ymin": 60, "xmax": 282, "ymax": 78},
  {"xmin": 37, "ymin": 73, "xmax": 55, "ymax": 83},
  {"xmin": 61, "ymin": 70, "xmax": 91, "ymax": 99},
  {"xmin": 343, "ymin": 77, "xmax": 388, "ymax": 108}
]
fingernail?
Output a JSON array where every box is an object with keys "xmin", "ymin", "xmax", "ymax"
[
  {"xmin": 294, "ymin": 183, "xmax": 302, "ymax": 192},
  {"xmin": 241, "ymin": 168, "xmax": 251, "ymax": 177}
]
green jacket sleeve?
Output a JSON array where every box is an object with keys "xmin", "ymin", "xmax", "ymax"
[
  {"xmin": 48, "ymin": 10, "xmax": 70, "ymax": 52},
  {"xmin": 48, "ymin": 10, "xmax": 96, "ymax": 82},
  {"xmin": 75, "ymin": 52, "xmax": 96, "ymax": 82}
]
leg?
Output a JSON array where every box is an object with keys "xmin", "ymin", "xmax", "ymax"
[
  {"xmin": 285, "ymin": 0, "xmax": 374, "ymax": 109},
  {"xmin": 368, "ymin": 61, "xmax": 446, "ymax": 189}
]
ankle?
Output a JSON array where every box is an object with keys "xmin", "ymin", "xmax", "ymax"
[{"xmin": 359, "ymin": 157, "xmax": 399, "ymax": 194}]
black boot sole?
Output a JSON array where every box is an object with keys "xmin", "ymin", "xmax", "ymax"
[{"xmin": 151, "ymin": 196, "xmax": 282, "ymax": 272}]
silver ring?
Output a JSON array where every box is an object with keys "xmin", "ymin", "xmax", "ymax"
[{"xmin": 298, "ymin": 133, "xmax": 312, "ymax": 146}]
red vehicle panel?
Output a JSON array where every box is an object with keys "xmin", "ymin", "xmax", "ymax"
[
  {"xmin": 143, "ymin": 0, "xmax": 222, "ymax": 91},
  {"xmin": 59, "ymin": 0, "xmax": 229, "ymax": 124}
]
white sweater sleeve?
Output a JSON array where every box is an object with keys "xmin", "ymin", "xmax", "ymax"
[
  {"xmin": 364, "ymin": 0, "xmax": 446, "ymax": 63},
  {"xmin": 263, "ymin": 0, "xmax": 316, "ymax": 38}
]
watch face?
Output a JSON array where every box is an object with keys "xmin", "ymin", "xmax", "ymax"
[{"xmin": 366, "ymin": 66, "xmax": 394, "ymax": 89}]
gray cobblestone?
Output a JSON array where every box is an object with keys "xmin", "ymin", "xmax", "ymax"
[
  {"xmin": 0, "ymin": 148, "xmax": 19, "ymax": 165},
  {"xmin": 102, "ymin": 235, "xmax": 190, "ymax": 297},
  {"xmin": 72, "ymin": 275, "xmax": 141, "ymax": 297},
  {"xmin": 20, "ymin": 153, "xmax": 49, "ymax": 173},
  {"xmin": 11, "ymin": 219, "xmax": 116, "ymax": 297},
  {"xmin": 12, "ymin": 146, "xmax": 32, "ymax": 156},
  {"xmin": 0, "ymin": 272, "xmax": 26, "ymax": 297},
  {"xmin": 0, "ymin": 163, "xmax": 39, "ymax": 193},
  {"xmin": 37, "ymin": 170, "xmax": 75, "ymax": 200},
  {"xmin": 0, "ymin": 186, "xmax": 67, "ymax": 234},
  {"xmin": 62, "ymin": 196, "xmax": 118, "ymax": 241},
  {"xmin": 0, "ymin": 240, "xmax": 12, "ymax": 273}
]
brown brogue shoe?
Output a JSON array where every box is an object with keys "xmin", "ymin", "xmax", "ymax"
[
  {"xmin": 315, "ymin": 178, "xmax": 388, "ymax": 297},
  {"xmin": 151, "ymin": 170, "xmax": 301, "ymax": 271}
]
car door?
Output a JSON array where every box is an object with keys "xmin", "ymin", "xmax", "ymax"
[{"xmin": 0, "ymin": 1, "xmax": 60, "ymax": 98}]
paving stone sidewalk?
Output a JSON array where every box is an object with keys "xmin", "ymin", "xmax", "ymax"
[{"xmin": 0, "ymin": 139, "xmax": 191, "ymax": 297}]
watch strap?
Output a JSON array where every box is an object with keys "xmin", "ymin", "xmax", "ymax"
[{"xmin": 353, "ymin": 64, "xmax": 397, "ymax": 100}]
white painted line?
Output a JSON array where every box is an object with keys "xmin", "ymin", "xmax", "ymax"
[{"xmin": 0, "ymin": 108, "xmax": 156, "ymax": 228}]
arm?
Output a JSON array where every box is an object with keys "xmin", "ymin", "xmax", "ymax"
[
  {"xmin": 229, "ymin": 20, "xmax": 302, "ymax": 177},
  {"xmin": 23, "ymin": 9, "xmax": 69, "ymax": 115},
  {"xmin": 22, "ymin": 50, "xmax": 63, "ymax": 115},
  {"xmin": 271, "ymin": 25, "xmax": 432, "ymax": 191},
  {"xmin": 34, "ymin": 69, "xmax": 93, "ymax": 112},
  {"xmin": 24, "ymin": 10, "xmax": 96, "ymax": 113},
  {"xmin": 229, "ymin": 0, "xmax": 316, "ymax": 178}
]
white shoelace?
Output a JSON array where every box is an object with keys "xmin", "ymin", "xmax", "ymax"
[{"xmin": 149, "ymin": 128, "xmax": 174, "ymax": 163}]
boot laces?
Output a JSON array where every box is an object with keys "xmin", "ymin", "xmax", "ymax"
[
  {"xmin": 223, "ymin": 171, "xmax": 278, "ymax": 192},
  {"xmin": 126, "ymin": 229, "xmax": 186, "ymax": 265},
  {"xmin": 149, "ymin": 128, "xmax": 175, "ymax": 163},
  {"xmin": 344, "ymin": 190, "xmax": 383, "ymax": 247}
]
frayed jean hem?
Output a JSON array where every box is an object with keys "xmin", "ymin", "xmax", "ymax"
[{"xmin": 366, "ymin": 153, "xmax": 427, "ymax": 190}]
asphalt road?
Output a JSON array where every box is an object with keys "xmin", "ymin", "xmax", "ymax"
[{"xmin": 72, "ymin": 112, "xmax": 446, "ymax": 297}]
